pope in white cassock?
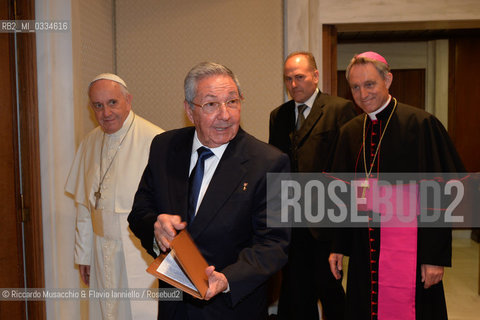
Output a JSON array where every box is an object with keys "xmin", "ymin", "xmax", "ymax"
[{"xmin": 66, "ymin": 73, "xmax": 164, "ymax": 319}]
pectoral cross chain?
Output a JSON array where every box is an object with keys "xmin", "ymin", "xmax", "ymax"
[{"xmin": 93, "ymin": 114, "xmax": 136, "ymax": 211}]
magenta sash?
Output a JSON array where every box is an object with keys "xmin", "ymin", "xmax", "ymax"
[{"xmin": 361, "ymin": 180, "xmax": 418, "ymax": 319}]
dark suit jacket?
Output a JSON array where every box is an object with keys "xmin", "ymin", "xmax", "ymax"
[
  {"xmin": 128, "ymin": 127, "xmax": 290, "ymax": 320},
  {"xmin": 269, "ymin": 91, "xmax": 356, "ymax": 173},
  {"xmin": 269, "ymin": 91, "xmax": 356, "ymax": 239}
]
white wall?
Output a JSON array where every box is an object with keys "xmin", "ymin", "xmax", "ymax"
[
  {"xmin": 36, "ymin": 0, "xmax": 78, "ymax": 319},
  {"xmin": 116, "ymin": 0, "xmax": 284, "ymax": 142},
  {"xmin": 72, "ymin": 0, "xmax": 115, "ymax": 146},
  {"xmin": 337, "ymin": 42, "xmax": 428, "ymax": 71}
]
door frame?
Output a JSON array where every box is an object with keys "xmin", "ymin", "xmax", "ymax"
[{"xmin": 4, "ymin": 0, "xmax": 46, "ymax": 318}]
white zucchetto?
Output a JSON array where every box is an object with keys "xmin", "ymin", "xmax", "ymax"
[{"xmin": 89, "ymin": 73, "xmax": 127, "ymax": 88}]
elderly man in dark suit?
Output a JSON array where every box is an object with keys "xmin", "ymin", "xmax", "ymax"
[
  {"xmin": 128, "ymin": 62, "xmax": 290, "ymax": 320},
  {"xmin": 269, "ymin": 51, "xmax": 356, "ymax": 320}
]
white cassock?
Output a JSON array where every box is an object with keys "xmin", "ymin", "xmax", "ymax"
[{"xmin": 66, "ymin": 111, "xmax": 163, "ymax": 320}]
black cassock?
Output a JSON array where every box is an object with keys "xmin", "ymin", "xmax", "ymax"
[{"xmin": 329, "ymin": 98, "xmax": 465, "ymax": 320}]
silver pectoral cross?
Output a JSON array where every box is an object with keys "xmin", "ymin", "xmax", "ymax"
[{"xmin": 94, "ymin": 189, "xmax": 101, "ymax": 209}]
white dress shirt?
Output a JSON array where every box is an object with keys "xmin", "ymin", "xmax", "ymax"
[{"xmin": 294, "ymin": 88, "xmax": 319, "ymax": 121}]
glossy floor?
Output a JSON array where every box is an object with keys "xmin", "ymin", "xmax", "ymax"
[{"xmin": 444, "ymin": 230, "xmax": 480, "ymax": 320}]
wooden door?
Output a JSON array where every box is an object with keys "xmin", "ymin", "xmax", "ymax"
[
  {"xmin": 449, "ymin": 38, "xmax": 480, "ymax": 288},
  {"xmin": 322, "ymin": 25, "xmax": 338, "ymax": 95},
  {"xmin": 449, "ymin": 36, "xmax": 480, "ymax": 172},
  {"xmin": 0, "ymin": 0, "xmax": 45, "ymax": 318},
  {"xmin": 0, "ymin": 2, "xmax": 25, "ymax": 318}
]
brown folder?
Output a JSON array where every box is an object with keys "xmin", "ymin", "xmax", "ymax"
[{"xmin": 146, "ymin": 230, "xmax": 209, "ymax": 299}]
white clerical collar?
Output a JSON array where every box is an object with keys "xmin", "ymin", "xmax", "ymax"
[
  {"xmin": 368, "ymin": 95, "xmax": 391, "ymax": 120},
  {"xmin": 295, "ymin": 88, "xmax": 319, "ymax": 109},
  {"xmin": 191, "ymin": 131, "xmax": 228, "ymax": 159},
  {"xmin": 108, "ymin": 110, "xmax": 134, "ymax": 137}
]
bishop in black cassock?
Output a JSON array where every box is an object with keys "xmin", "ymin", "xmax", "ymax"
[{"xmin": 328, "ymin": 52, "xmax": 465, "ymax": 320}]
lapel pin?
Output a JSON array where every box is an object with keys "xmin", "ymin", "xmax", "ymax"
[{"xmin": 243, "ymin": 182, "xmax": 248, "ymax": 191}]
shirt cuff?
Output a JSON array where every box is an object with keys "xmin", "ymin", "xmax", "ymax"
[
  {"xmin": 153, "ymin": 238, "xmax": 161, "ymax": 256},
  {"xmin": 223, "ymin": 283, "xmax": 230, "ymax": 293}
]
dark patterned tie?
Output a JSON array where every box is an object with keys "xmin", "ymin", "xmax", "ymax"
[
  {"xmin": 187, "ymin": 146, "xmax": 214, "ymax": 224},
  {"xmin": 296, "ymin": 104, "xmax": 307, "ymax": 131}
]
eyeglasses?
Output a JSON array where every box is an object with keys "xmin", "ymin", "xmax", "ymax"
[{"xmin": 190, "ymin": 98, "xmax": 241, "ymax": 114}]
